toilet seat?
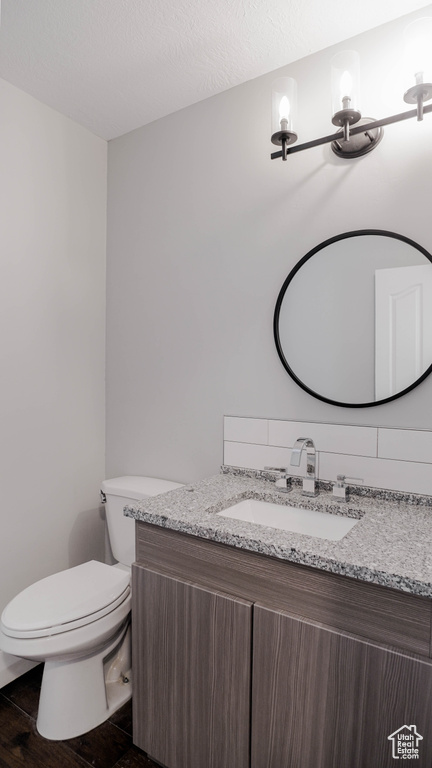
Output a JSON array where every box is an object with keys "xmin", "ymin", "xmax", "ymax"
[{"xmin": 1, "ymin": 561, "xmax": 130, "ymax": 640}]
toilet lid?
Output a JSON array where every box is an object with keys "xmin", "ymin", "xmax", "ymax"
[{"xmin": 1, "ymin": 561, "xmax": 130, "ymax": 637}]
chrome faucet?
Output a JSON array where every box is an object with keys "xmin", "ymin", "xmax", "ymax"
[
  {"xmin": 290, "ymin": 438, "xmax": 318, "ymax": 497},
  {"xmin": 264, "ymin": 466, "xmax": 291, "ymax": 493},
  {"xmin": 332, "ymin": 474, "xmax": 364, "ymax": 501}
]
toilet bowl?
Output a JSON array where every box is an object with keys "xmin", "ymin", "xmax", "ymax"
[{"xmin": 0, "ymin": 476, "xmax": 183, "ymax": 740}]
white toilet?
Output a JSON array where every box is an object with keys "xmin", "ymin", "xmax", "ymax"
[{"xmin": 0, "ymin": 475, "xmax": 182, "ymax": 741}]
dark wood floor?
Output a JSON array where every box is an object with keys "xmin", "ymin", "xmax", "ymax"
[{"xmin": 0, "ymin": 665, "xmax": 160, "ymax": 768}]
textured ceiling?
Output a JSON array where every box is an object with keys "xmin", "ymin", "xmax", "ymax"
[{"xmin": 0, "ymin": 0, "xmax": 430, "ymax": 140}]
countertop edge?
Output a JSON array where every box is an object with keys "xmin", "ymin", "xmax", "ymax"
[{"xmin": 125, "ymin": 471, "xmax": 432, "ymax": 598}]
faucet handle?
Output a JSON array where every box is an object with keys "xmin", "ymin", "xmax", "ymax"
[
  {"xmin": 264, "ymin": 467, "xmax": 291, "ymax": 493},
  {"xmin": 337, "ymin": 475, "xmax": 363, "ymax": 485},
  {"xmin": 264, "ymin": 466, "xmax": 288, "ymax": 476},
  {"xmin": 332, "ymin": 475, "xmax": 363, "ymax": 501}
]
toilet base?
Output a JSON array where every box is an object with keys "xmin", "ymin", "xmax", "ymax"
[{"xmin": 36, "ymin": 620, "xmax": 132, "ymax": 740}]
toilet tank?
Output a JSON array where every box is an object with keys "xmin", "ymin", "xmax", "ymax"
[{"xmin": 101, "ymin": 476, "xmax": 184, "ymax": 567}]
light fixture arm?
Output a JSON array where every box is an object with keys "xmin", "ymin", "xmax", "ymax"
[
  {"xmin": 270, "ymin": 102, "xmax": 432, "ymax": 159},
  {"xmin": 404, "ymin": 81, "xmax": 432, "ymax": 121},
  {"xmin": 418, "ymin": 89, "xmax": 425, "ymax": 121},
  {"xmin": 343, "ymin": 118, "xmax": 350, "ymax": 142}
]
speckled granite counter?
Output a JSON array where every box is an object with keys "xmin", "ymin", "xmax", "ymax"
[{"xmin": 125, "ymin": 470, "xmax": 432, "ymax": 598}]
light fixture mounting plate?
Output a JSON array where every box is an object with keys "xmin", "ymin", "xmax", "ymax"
[{"xmin": 331, "ymin": 117, "xmax": 383, "ymax": 158}]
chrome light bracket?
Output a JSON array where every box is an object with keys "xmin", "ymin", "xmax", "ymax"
[
  {"xmin": 331, "ymin": 117, "xmax": 383, "ymax": 158},
  {"xmin": 332, "ymin": 107, "xmax": 362, "ymax": 141},
  {"xmin": 331, "ymin": 108, "xmax": 362, "ymax": 128},
  {"xmin": 271, "ymin": 130, "xmax": 298, "ymax": 161},
  {"xmin": 404, "ymin": 82, "xmax": 432, "ymax": 120}
]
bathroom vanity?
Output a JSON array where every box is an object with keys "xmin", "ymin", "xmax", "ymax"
[{"xmin": 127, "ymin": 472, "xmax": 432, "ymax": 768}]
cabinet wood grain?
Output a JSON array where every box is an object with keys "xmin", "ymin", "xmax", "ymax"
[
  {"xmin": 136, "ymin": 522, "xmax": 431, "ymax": 656},
  {"xmin": 132, "ymin": 565, "xmax": 252, "ymax": 768},
  {"xmin": 251, "ymin": 604, "xmax": 432, "ymax": 768}
]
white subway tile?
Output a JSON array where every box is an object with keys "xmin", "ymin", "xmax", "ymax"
[
  {"xmin": 319, "ymin": 453, "xmax": 432, "ymax": 495},
  {"xmin": 223, "ymin": 441, "xmax": 295, "ymax": 473},
  {"xmin": 224, "ymin": 416, "xmax": 432, "ymax": 495},
  {"xmin": 378, "ymin": 428, "xmax": 432, "ymax": 464},
  {"xmin": 269, "ymin": 420, "xmax": 377, "ymax": 457},
  {"xmin": 223, "ymin": 441, "xmax": 319, "ymax": 480},
  {"xmin": 224, "ymin": 416, "xmax": 268, "ymax": 445}
]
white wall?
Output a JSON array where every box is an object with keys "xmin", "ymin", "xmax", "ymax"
[
  {"xmin": 106, "ymin": 8, "xmax": 432, "ymax": 486},
  {"xmin": 0, "ymin": 79, "xmax": 107, "ymax": 685}
]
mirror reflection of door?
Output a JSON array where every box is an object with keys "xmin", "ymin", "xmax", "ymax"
[{"xmin": 375, "ymin": 265, "xmax": 432, "ymax": 400}]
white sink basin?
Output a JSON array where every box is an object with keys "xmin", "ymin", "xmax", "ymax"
[{"xmin": 216, "ymin": 498, "xmax": 358, "ymax": 541}]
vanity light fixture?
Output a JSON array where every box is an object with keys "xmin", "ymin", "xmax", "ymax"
[
  {"xmin": 403, "ymin": 17, "xmax": 432, "ymax": 119},
  {"xmin": 271, "ymin": 18, "xmax": 432, "ymax": 161}
]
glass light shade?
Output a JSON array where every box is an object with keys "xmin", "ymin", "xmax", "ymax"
[
  {"xmin": 271, "ymin": 77, "xmax": 297, "ymax": 137},
  {"xmin": 331, "ymin": 50, "xmax": 361, "ymax": 116},
  {"xmin": 403, "ymin": 17, "xmax": 432, "ymax": 84}
]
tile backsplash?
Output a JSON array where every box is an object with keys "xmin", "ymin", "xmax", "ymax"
[{"xmin": 223, "ymin": 417, "xmax": 432, "ymax": 496}]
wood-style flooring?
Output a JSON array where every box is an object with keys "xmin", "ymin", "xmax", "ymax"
[{"xmin": 0, "ymin": 665, "xmax": 160, "ymax": 768}]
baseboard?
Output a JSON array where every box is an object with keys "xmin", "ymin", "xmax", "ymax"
[{"xmin": 0, "ymin": 650, "xmax": 38, "ymax": 688}]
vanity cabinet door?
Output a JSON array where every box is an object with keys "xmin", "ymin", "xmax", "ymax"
[
  {"xmin": 132, "ymin": 564, "xmax": 252, "ymax": 768},
  {"xmin": 251, "ymin": 604, "xmax": 432, "ymax": 768}
]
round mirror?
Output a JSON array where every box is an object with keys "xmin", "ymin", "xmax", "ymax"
[{"xmin": 274, "ymin": 230, "xmax": 432, "ymax": 408}]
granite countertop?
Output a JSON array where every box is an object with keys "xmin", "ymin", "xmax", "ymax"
[{"xmin": 125, "ymin": 470, "xmax": 432, "ymax": 598}]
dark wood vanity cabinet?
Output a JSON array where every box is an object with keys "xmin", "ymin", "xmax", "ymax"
[
  {"xmin": 132, "ymin": 522, "xmax": 432, "ymax": 768},
  {"xmin": 251, "ymin": 604, "xmax": 432, "ymax": 768},
  {"xmin": 132, "ymin": 565, "xmax": 252, "ymax": 768}
]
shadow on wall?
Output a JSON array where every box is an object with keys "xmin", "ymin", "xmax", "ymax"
[{"xmin": 68, "ymin": 506, "xmax": 108, "ymax": 567}]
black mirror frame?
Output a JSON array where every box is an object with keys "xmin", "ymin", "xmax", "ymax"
[{"xmin": 273, "ymin": 229, "xmax": 432, "ymax": 408}]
